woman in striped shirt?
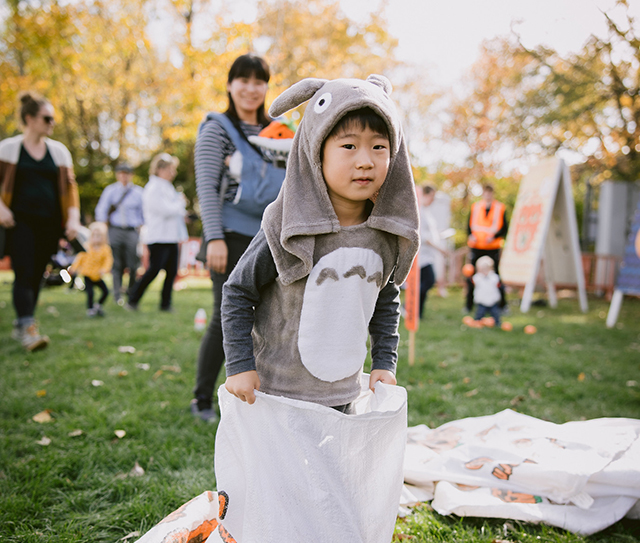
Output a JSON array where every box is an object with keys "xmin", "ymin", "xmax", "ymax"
[{"xmin": 191, "ymin": 54, "xmax": 284, "ymax": 422}]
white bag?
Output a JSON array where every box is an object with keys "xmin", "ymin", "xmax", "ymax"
[
  {"xmin": 214, "ymin": 375, "xmax": 407, "ymax": 543},
  {"xmin": 401, "ymin": 409, "xmax": 640, "ymax": 535}
]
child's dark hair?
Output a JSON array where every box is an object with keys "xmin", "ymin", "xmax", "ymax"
[
  {"xmin": 225, "ymin": 53, "xmax": 271, "ymax": 126},
  {"xmin": 19, "ymin": 92, "xmax": 50, "ymax": 124},
  {"xmin": 326, "ymin": 107, "xmax": 390, "ymax": 142}
]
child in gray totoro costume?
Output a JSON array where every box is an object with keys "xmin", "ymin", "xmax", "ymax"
[{"xmin": 222, "ymin": 74, "xmax": 420, "ymax": 410}]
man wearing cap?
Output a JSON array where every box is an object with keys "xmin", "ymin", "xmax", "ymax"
[{"xmin": 95, "ymin": 163, "xmax": 144, "ymax": 305}]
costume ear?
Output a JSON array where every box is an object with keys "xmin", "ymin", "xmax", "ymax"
[
  {"xmin": 269, "ymin": 78, "xmax": 328, "ymax": 117},
  {"xmin": 366, "ymin": 74, "xmax": 392, "ymax": 95}
]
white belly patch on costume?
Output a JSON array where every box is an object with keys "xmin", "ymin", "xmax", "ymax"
[{"xmin": 298, "ymin": 247, "xmax": 384, "ymax": 382}]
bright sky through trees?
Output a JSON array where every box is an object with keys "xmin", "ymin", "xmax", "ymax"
[{"xmin": 226, "ymin": 0, "xmax": 640, "ymax": 88}]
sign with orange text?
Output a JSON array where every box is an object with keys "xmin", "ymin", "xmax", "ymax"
[{"xmin": 500, "ymin": 158, "xmax": 587, "ymax": 313}]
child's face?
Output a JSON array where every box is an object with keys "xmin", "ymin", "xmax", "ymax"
[
  {"xmin": 321, "ymin": 125, "xmax": 390, "ymax": 208},
  {"xmin": 90, "ymin": 230, "xmax": 105, "ymax": 245}
]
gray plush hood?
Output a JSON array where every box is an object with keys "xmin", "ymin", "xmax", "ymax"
[{"xmin": 262, "ymin": 75, "xmax": 420, "ymax": 286}]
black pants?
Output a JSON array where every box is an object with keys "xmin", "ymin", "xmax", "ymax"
[
  {"xmin": 129, "ymin": 243, "xmax": 179, "ymax": 309},
  {"xmin": 85, "ymin": 277, "xmax": 109, "ymax": 308},
  {"xmin": 419, "ymin": 264, "xmax": 436, "ymax": 319},
  {"xmin": 194, "ymin": 232, "xmax": 253, "ymax": 407},
  {"xmin": 465, "ymin": 248, "xmax": 506, "ymax": 311},
  {"xmin": 8, "ymin": 214, "xmax": 61, "ymax": 321}
]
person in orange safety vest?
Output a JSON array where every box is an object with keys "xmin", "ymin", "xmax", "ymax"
[{"xmin": 465, "ymin": 184, "xmax": 508, "ymax": 313}]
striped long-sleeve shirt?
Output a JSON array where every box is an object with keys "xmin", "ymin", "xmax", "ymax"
[{"xmin": 194, "ymin": 117, "xmax": 264, "ymax": 243}]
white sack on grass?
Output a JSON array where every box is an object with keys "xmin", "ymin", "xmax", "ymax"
[
  {"xmin": 401, "ymin": 409, "xmax": 640, "ymax": 535},
  {"xmin": 214, "ymin": 375, "xmax": 407, "ymax": 543},
  {"xmin": 135, "ymin": 491, "xmax": 219, "ymax": 543},
  {"xmin": 403, "ymin": 409, "xmax": 639, "ymax": 507},
  {"xmin": 431, "ymin": 482, "xmax": 638, "ymax": 536}
]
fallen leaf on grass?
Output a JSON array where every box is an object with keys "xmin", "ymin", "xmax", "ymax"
[
  {"xmin": 136, "ymin": 363, "xmax": 150, "ymax": 371},
  {"xmin": 91, "ymin": 380, "xmax": 104, "ymax": 387},
  {"xmin": 46, "ymin": 306, "xmax": 59, "ymax": 317},
  {"xmin": 627, "ymin": 380, "xmax": 638, "ymax": 387},
  {"xmin": 36, "ymin": 436, "xmax": 51, "ymax": 446},
  {"xmin": 86, "ymin": 341, "xmax": 94, "ymax": 349},
  {"xmin": 118, "ymin": 346, "xmax": 136, "ymax": 354},
  {"xmin": 152, "ymin": 370, "xmax": 163, "ymax": 380},
  {"xmin": 463, "ymin": 377, "xmax": 471, "ymax": 384},
  {"xmin": 393, "ymin": 535, "xmax": 416, "ymax": 541},
  {"xmin": 528, "ymin": 388, "xmax": 540, "ymax": 399},
  {"xmin": 114, "ymin": 429, "xmax": 126, "ymax": 439},
  {"xmin": 129, "ymin": 462, "xmax": 145, "ymax": 477},
  {"xmin": 36, "ymin": 389, "xmax": 46, "ymax": 398},
  {"xmin": 161, "ymin": 365, "xmax": 181, "ymax": 373},
  {"xmin": 120, "ymin": 532, "xmax": 140, "ymax": 541},
  {"xmin": 68, "ymin": 429, "xmax": 83, "ymax": 437},
  {"xmin": 465, "ymin": 388, "xmax": 479, "ymax": 397},
  {"xmin": 32, "ymin": 409, "xmax": 53, "ymax": 423},
  {"xmin": 578, "ymin": 372, "xmax": 586, "ymax": 382},
  {"xmin": 118, "ymin": 370, "xmax": 129, "ymax": 377},
  {"xmin": 510, "ymin": 395, "xmax": 525, "ymax": 406}
]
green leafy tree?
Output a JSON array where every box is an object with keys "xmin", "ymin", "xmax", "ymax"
[{"xmin": 512, "ymin": 0, "xmax": 640, "ymax": 183}]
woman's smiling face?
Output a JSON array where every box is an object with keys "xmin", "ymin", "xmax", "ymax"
[{"xmin": 227, "ymin": 74, "xmax": 268, "ymax": 120}]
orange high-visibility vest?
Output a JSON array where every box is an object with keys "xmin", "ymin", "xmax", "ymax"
[{"xmin": 468, "ymin": 200, "xmax": 505, "ymax": 250}]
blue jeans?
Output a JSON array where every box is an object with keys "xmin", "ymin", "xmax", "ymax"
[{"xmin": 474, "ymin": 303, "xmax": 501, "ymax": 325}]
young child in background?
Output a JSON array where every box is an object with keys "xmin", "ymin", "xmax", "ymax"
[
  {"xmin": 472, "ymin": 255, "xmax": 502, "ymax": 325},
  {"xmin": 69, "ymin": 222, "xmax": 113, "ymax": 316},
  {"xmin": 222, "ymin": 74, "xmax": 419, "ymax": 409}
]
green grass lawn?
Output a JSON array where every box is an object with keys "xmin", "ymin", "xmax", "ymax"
[{"xmin": 1, "ymin": 271, "xmax": 639, "ymax": 542}]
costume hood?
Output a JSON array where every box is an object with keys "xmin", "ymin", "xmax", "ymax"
[{"xmin": 263, "ymin": 75, "xmax": 419, "ymax": 285}]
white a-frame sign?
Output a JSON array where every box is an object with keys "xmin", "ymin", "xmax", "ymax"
[{"xmin": 500, "ymin": 157, "xmax": 588, "ymax": 313}]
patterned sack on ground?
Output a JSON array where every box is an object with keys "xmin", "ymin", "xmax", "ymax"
[
  {"xmin": 402, "ymin": 409, "xmax": 640, "ymax": 535},
  {"xmin": 135, "ymin": 491, "xmax": 219, "ymax": 543},
  {"xmin": 214, "ymin": 375, "xmax": 407, "ymax": 543}
]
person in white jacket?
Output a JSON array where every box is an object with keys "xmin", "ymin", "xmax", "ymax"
[{"xmin": 126, "ymin": 153, "xmax": 187, "ymax": 311}]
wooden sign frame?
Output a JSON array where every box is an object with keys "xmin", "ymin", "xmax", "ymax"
[{"xmin": 500, "ymin": 158, "xmax": 588, "ymax": 313}]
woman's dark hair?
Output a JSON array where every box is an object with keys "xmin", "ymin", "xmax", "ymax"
[
  {"xmin": 19, "ymin": 92, "xmax": 50, "ymax": 124},
  {"xmin": 225, "ymin": 53, "xmax": 271, "ymax": 126},
  {"xmin": 326, "ymin": 107, "xmax": 390, "ymax": 142}
]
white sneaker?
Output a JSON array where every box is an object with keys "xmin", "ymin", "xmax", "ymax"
[{"xmin": 86, "ymin": 307, "xmax": 98, "ymax": 317}]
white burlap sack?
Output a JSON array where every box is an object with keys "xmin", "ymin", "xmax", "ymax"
[{"xmin": 213, "ymin": 375, "xmax": 407, "ymax": 543}]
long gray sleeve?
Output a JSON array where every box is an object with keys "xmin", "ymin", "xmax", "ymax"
[
  {"xmin": 368, "ymin": 274, "xmax": 401, "ymax": 373},
  {"xmin": 222, "ymin": 230, "xmax": 278, "ymax": 376}
]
